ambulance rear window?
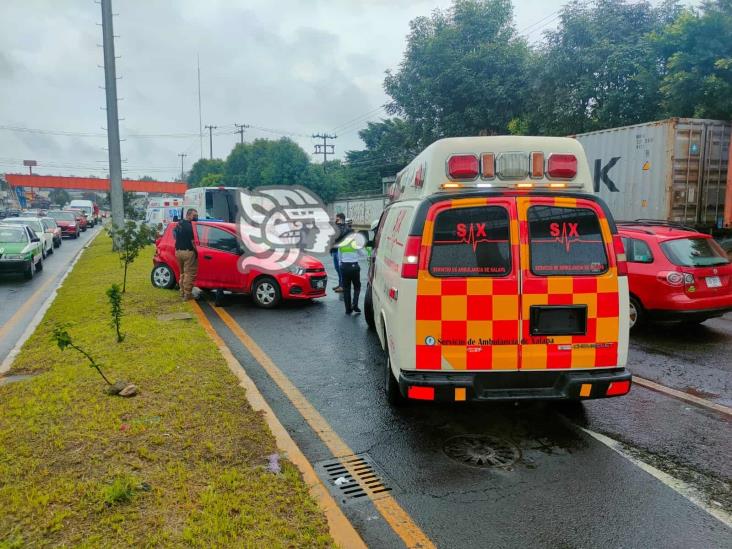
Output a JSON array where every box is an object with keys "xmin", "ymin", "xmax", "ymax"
[
  {"xmin": 528, "ymin": 206, "xmax": 608, "ymax": 276},
  {"xmin": 429, "ymin": 206, "xmax": 511, "ymax": 277}
]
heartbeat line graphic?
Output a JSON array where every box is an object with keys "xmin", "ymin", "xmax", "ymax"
[
  {"xmin": 554, "ymin": 223, "xmax": 581, "ymax": 253},
  {"xmin": 436, "ymin": 224, "xmax": 507, "ymax": 252}
]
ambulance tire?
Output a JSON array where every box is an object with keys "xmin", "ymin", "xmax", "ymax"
[
  {"xmin": 364, "ymin": 286, "xmax": 375, "ymax": 331},
  {"xmin": 385, "ymin": 350, "xmax": 405, "ymax": 406}
]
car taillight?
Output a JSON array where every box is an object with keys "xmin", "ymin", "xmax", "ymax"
[
  {"xmin": 447, "ymin": 155, "xmax": 479, "ymax": 179},
  {"xmin": 401, "ymin": 235, "xmax": 422, "ymax": 279},
  {"xmin": 547, "ymin": 154, "xmax": 577, "ymax": 179},
  {"xmin": 658, "ymin": 271, "xmax": 694, "ymax": 287},
  {"xmin": 613, "ymin": 235, "xmax": 627, "ymax": 276}
]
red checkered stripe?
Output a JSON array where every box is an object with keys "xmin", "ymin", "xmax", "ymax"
[
  {"xmin": 415, "ymin": 198, "xmax": 521, "ymax": 371},
  {"xmin": 519, "ymin": 196, "xmax": 619, "ymax": 370}
]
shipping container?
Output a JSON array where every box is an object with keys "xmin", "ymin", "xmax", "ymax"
[{"xmin": 574, "ymin": 118, "xmax": 731, "ymax": 230}]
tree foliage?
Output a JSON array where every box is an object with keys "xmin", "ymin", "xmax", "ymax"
[
  {"xmin": 187, "ymin": 159, "xmax": 225, "ymax": 187},
  {"xmin": 49, "ymin": 188, "xmax": 71, "ymax": 207}
]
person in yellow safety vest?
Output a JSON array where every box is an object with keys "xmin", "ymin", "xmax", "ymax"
[{"xmin": 337, "ymin": 219, "xmax": 368, "ymax": 315}]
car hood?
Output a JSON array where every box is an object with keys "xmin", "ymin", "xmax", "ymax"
[
  {"xmin": 297, "ymin": 255, "xmax": 325, "ymax": 270},
  {"xmin": 55, "ymin": 220, "xmax": 74, "ymax": 226},
  {"xmin": 0, "ymin": 242, "xmax": 32, "ymax": 256}
]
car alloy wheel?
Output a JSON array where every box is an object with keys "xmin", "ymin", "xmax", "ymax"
[{"xmin": 151, "ymin": 264, "xmax": 175, "ymax": 289}]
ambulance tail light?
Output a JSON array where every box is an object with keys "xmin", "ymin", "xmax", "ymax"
[
  {"xmin": 606, "ymin": 380, "xmax": 631, "ymax": 396},
  {"xmin": 547, "ymin": 154, "xmax": 577, "ymax": 179},
  {"xmin": 401, "ymin": 235, "xmax": 422, "ymax": 279},
  {"xmin": 447, "ymin": 155, "xmax": 479, "ymax": 179},
  {"xmin": 613, "ymin": 235, "xmax": 628, "ymax": 276}
]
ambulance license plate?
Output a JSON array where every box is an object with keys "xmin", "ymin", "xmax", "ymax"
[
  {"xmin": 706, "ymin": 276, "xmax": 721, "ymax": 288},
  {"xmin": 529, "ymin": 305, "xmax": 588, "ymax": 336}
]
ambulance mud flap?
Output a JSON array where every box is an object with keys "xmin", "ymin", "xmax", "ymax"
[{"xmin": 399, "ymin": 369, "xmax": 632, "ymax": 402}]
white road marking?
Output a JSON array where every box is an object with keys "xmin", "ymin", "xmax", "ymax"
[{"xmin": 582, "ymin": 427, "xmax": 731, "ymax": 529}]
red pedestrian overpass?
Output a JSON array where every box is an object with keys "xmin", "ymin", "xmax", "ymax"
[{"xmin": 4, "ymin": 173, "xmax": 187, "ymax": 194}]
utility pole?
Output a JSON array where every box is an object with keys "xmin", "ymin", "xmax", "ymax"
[
  {"xmin": 205, "ymin": 125, "xmax": 217, "ymax": 159},
  {"xmin": 197, "ymin": 54, "xmax": 203, "ymax": 159},
  {"xmin": 178, "ymin": 153, "xmax": 187, "ymax": 182},
  {"xmin": 101, "ymin": 0, "xmax": 124, "ymax": 229},
  {"xmin": 234, "ymin": 123, "xmax": 249, "ymax": 144},
  {"xmin": 312, "ymin": 133, "xmax": 337, "ymax": 171}
]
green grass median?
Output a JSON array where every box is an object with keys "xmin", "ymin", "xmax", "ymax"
[{"xmin": 0, "ymin": 235, "xmax": 334, "ymax": 548}]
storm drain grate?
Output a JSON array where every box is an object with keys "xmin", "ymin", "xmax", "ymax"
[
  {"xmin": 443, "ymin": 434, "xmax": 520, "ymax": 469},
  {"xmin": 316, "ymin": 453, "xmax": 393, "ymax": 504}
]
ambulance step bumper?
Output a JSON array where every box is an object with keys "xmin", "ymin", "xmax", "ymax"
[{"xmin": 399, "ymin": 368, "xmax": 632, "ymax": 402}]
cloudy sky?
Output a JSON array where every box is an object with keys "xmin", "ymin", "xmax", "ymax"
[{"xmin": 0, "ymin": 0, "xmax": 643, "ymax": 181}]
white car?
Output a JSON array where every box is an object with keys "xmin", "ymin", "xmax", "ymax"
[{"xmin": 3, "ymin": 217, "xmax": 55, "ymax": 258}]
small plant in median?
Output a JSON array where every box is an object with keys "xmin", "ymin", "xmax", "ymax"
[
  {"xmin": 52, "ymin": 325, "xmax": 113, "ymax": 386},
  {"xmin": 106, "ymin": 221, "xmax": 155, "ymax": 292},
  {"xmin": 106, "ymin": 283, "xmax": 125, "ymax": 342}
]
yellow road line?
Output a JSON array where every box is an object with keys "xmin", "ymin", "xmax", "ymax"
[
  {"xmin": 192, "ymin": 303, "xmax": 367, "ymax": 549},
  {"xmin": 207, "ymin": 303, "xmax": 436, "ymax": 549},
  {"xmin": 0, "ymin": 267, "xmax": 59, "ymax": 342},
  {"xmin": 633, "ymin": 376, "xmax": 732, "ymax": 418}
]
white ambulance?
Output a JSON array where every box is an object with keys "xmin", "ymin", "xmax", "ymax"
[{"xmin": 364, "ymin": 136, "xmax": 631, "ymax": 405}]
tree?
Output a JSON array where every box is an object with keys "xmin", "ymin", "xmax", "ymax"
[
  {"xmin": 187, "ymin": 158, "xmax": 225, "ymax": 187},
  {"xmin": 106, "ymin": 221, "xmax": 155, "ymax": 292},
  {"xmin": 224, "ymin": 138, "xmax": 310, "ymax": 188},
  {"xmin": 200, "ymin": 173, "xmax": 225, "ymax": 187},
  {"xmin": 384, "ymin": 0, "xmax": 531, "ymax": 145},
  {"xmin": 529, "ymin": 0, "xmax": 669, "ymax": 136},
  {"xmin": 49, "ymin": 189, "xmax": 71, "ymax": 207},
  {"xmin": 122, "ymin": 191, "xmax": 140, "ymax": 220},
  {"xmin": 655, "ymin": 0, "xmax": 732, "ymax": 119}
]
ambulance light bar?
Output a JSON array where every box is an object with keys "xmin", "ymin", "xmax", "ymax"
[{"xmin": 446, "ymin": 152, "xmax": 579, "ymax": 183}]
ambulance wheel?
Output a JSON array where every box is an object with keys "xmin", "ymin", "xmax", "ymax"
[
  {"xmin": 629, "ymin": 295, "xmax": 646, "ymax": 331},
  {"xmin": 385, "ymin": 350, "xmax": 405, "ymax": 406},
  {"xmin": 364, "ymin": 286, "xmax": 375, "ymax": 331}
]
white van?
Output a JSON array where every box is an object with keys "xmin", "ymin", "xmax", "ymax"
[
  {"xmin": 68, "ymin": 200, "xmax": 97, "ymax": 227},
  {"xmin": 182, "ymin": 187, "xmax": 239, "ymax": 222},
  {"xmin": 145, "ymin": 197, "xmax": 184, "ymax": 229},
  {"xmin": 365, "ymin": 136, "xmax": 631, "ymax": 405}
]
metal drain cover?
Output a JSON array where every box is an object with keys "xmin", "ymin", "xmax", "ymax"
[
  {"xmin": 443, "ymin": 434, "xmax": 520, "ymax": 469},
  {"xmin": 315, "ymin": 453, "xmax": 394, "ymax": 505}
]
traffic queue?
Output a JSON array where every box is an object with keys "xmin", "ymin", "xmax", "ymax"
[{"xmin": 0, "ymin": 204, "xmax": 100, "ymax": 280}]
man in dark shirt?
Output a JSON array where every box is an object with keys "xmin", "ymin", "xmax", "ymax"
[{"xmin": 175, "ymin": 208, "xmax": 198, "ymax": 300}]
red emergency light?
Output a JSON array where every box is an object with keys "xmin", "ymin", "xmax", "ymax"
[
  {"xmin": 447, "ymin": 155, "xmax": 479, "ymax": 180},
  {"xmin": 547, "ymin": 154, "xmax": 577, "ymax": 179}
]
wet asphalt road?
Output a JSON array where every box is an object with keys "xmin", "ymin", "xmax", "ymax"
[
  {"xmin": 200, "ymin": 257, "xmax": 732, "ymax": 548},
  {"xmin": 0, "ymin": 226, "xmax": 99, "ymax": 368}
]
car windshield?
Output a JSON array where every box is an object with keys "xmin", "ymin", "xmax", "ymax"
[
  {"xmin": 49, "ymin": 211, "xmax": 76, "ymax": 221},
  {"xmin": 661, "ymin": 237, "xmax": 730, "ymax": 267},
  {"xmin": 4, "ymin": 219, "xmax": 43, "ymax": 233},
  {"xmin": 0, "ymin": 227, "xmax": 26, "ymax": 243}
]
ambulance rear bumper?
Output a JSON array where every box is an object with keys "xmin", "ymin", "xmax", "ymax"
[{"xmin": 399, "ymin": 368, "xmax": 632, "ymax": 402}]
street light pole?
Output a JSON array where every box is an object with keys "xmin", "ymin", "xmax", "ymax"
[{"xmin": 100, "ymin": 0, "xmax": 124, "ymax": 228}]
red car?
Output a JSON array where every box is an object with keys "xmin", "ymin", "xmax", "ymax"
[
  {"xmin": 67, "ymin": 209, "xmax": 88, "ymax": 232},
  {"xmin": 150, "ymin": 221, "xmax": 327, "ymax": 307},
  {"xmin": 618, "ymin": 221, "xmax": 732, "ymax": 329},
  {"xmin": 47, "ymin": 211, "xmax": 80, "ymax": 238}
]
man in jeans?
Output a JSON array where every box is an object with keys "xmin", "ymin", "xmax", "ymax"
[{"xmin": 174, "ymin": 208, "xmax": 199, "ymax": 301}]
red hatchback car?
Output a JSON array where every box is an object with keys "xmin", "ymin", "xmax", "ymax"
[
  {"xmin": 151, "ymin": 221, "xmax": 327, "ymax": 307},
  {"xmin": 618, "ymin": 221, "xmax": 732, "ymax": 329}
]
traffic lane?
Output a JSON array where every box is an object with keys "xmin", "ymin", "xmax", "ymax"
[
  {"xmin": 580, "ymin": 386, "xmax": 732, "ymax": 511},
  {"xmin": 209, "ymin": 292, "xmax": 731, "ymax": 548},
  {"xmin": 628, "ymin": 318, "xmax": 732, "ymax": 406},
  {"xmin": 0, "ymin": 227, "xmax": 99, "ymax": 366}
]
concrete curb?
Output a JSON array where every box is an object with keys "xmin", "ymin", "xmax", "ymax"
[
  {"xmin": 192, "ymin": 302, "xmax": 367, "ymax": 549},
  {"xmin": 0, "ymin": 228, "xmax": 101, "ymax": 375}
]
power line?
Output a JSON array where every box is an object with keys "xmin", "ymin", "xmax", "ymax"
[{"xmin": 331, "ymin": 105, "xmax": 386, "ymax": 132}]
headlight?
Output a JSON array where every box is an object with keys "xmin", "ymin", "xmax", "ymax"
[
  {"xmin": 289, "ymin": 265, "xmax": 306, "ymax": 276},
  {"xmin": 3, "ymin": 254, "xmax": 25, "ymax": 260}
]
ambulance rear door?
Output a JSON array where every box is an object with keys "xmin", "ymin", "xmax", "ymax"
[{"xmin": 518, "ymin": 196, "xmax": 621, "ymax": 371}]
